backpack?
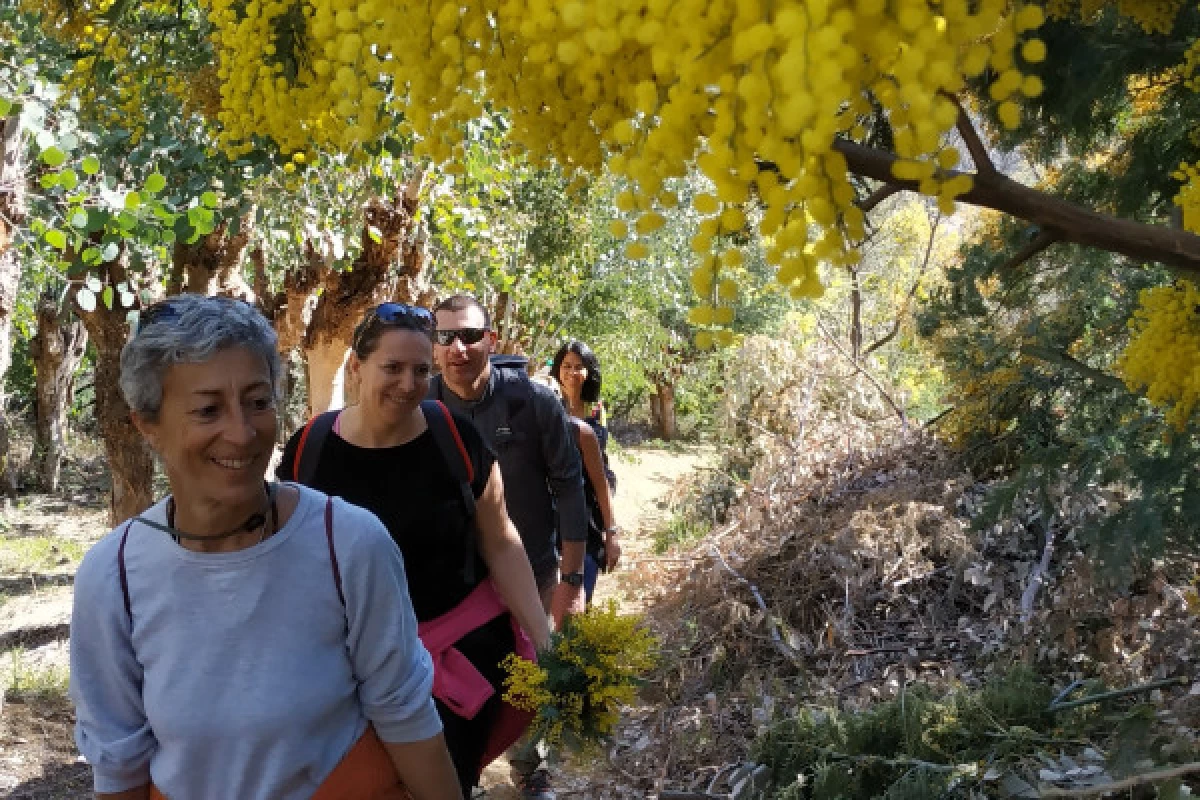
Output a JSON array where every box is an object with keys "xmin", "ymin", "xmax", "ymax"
[{"xmin": 291, "ymin": 399, "xmax": 480, "ymax": 583}]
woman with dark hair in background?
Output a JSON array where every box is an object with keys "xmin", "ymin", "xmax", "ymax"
[
  {"xmin": 551, "ymin": 340, "xmax": 622, "ymax": 604},
  {"xmin": 279, "ymin": 303, "xmax": 549, "ymax": 795}
]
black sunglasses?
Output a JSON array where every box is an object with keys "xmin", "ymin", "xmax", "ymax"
[
  {"xmin": 354, "ymin": 303, "xmax": 434, "ymax": 350},
  {"xmin": 434, "ymin": 327, "xmax": 490, "ymax": 346}
]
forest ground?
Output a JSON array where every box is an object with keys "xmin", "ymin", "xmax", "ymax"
[{"xmin": 0, "ymin": 437, "xmax": 715, "ymax": 799}]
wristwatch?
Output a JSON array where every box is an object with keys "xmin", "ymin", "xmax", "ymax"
[{"xmin": 561, "ymin": 571, "xmax": 585, "ymax": 588}]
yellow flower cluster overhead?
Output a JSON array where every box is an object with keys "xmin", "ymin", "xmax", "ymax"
[
  {"xmin": 1117, "ymin": 281, "xmax": 1200, "ymax": 430},
  {"xmin": 191, "ymin": 0, "xmax": 1043, "ymax": 306}
]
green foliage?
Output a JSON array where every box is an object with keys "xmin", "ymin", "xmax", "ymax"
[{"xmin": 751, "ymin": 669, "xmax": 1093, "ymax": 800}]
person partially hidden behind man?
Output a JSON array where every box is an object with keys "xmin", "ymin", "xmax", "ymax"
[{"xmin": 428, "ymin": 294, "xmax": 588, "ymax": 800}]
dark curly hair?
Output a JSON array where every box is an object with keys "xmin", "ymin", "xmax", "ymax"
[{"xmin": 551, "ymin": 339, "xmax": 602, "ymax": 404}]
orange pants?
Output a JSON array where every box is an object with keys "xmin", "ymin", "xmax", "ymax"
[{"xmin": 148, "ymin": 725, "xmax": 412, "ymax": 800}]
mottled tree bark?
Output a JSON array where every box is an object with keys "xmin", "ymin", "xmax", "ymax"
[
  {"xmin": 0, "ymin": 114, "xmax": 24, "ymax": 500},
  {"xmin": 31, "ymin": 293, "xmax": 87, "ymax": 491}
]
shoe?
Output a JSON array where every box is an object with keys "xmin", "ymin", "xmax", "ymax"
[{"xmin": 514, "ymin": 768, "xmax": 555, "ymax": 800}]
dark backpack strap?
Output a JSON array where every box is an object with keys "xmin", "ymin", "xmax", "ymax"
[
  {"xmin": 324, "ymin": 497, "xmax": 346, "ymax": 609},
  {"xmin": 117, "ymin": 520, "xmax": 135, "ymax": 623},
  {"xmin": 293, "ymin": 411, "xmax": 339, "ymax": 484},
  {"xmin": 421, "ymin": 399, "xmax": 479, "ymax": 583}
]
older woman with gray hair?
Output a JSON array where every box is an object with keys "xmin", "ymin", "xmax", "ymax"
[{"xmin": 69, "ymin": 294, "xmax": 463, "ymax": 800}]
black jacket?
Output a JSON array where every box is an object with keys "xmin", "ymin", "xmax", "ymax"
[{"xmin": 428, "ymin": 356, "xmax": 587, "ymax": 580}]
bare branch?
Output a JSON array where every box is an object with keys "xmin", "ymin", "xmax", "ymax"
[
  {"xmin": 948, "ymin": 93, "xmax": 996, "ymax": 176},
  {"xmin": 1039, "ymin": 762, "xmax": 1200, "ymax": 798},
  {"xmin": 999, "ymin": 228, "xmax": 1059, "ymax": 272},
  {"xmin": 857, "ymin": 183, "xmax": 902, "ymax": 213},
  {"xmin": 815, "ymin": 316, "xmax": 909, "ymax": 429},
  {"xmin": 1018, "ymin": 344, "xmax": 1127, "ymax": 391},
  {"xmin": 863, "ymin": 213, "xmax": 941, "ymax": 357}
]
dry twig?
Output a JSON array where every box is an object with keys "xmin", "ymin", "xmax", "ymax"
[{"xmin": 1038, "ymin": 761, "xmax": 1200, "ymax": 797}]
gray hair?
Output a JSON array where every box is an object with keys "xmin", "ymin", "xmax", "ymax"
[{"xmin": 119, "ymin": 294, "xmax": 282, "ymax": 421}]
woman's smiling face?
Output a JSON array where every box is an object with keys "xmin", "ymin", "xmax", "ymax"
[
  {"xmin": 134, "ymin": 346, "xmax": 277, "ymax": 507},
  {"xmin": 353, "ymin": 328, "xmax": 433, "ymax": 422}
]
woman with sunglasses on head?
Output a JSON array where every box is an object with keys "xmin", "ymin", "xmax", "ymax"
[
  {"xmin": 550, "ymin": 340, "xmax": 622, "ymax": 605},
  {"xmin": 279, "ymin": 302, "xmax": 550, "ymax": 796},
  {"xmin": 70, "ymin": 294, "xmax": 461, "ymax": 800}
]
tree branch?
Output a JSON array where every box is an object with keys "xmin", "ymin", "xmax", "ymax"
[
  {"xmin": 833, "ymin": 138, "xmax": 1200, "ymax": 279},
  {"xmin": 815, "ymin": 316, "xmax": 909, "ymax": 429},
  {"xmin": 858, "ymin": 183, "xmax": 902, "ymax": 213},
  {"xmin": 863, "ymin": 212, "xmax": 941, "ymax": 357},
  {"xmin": 949, "ymin": 94, "xmax": 996, "ymax": 176},
  {"xmin": 1018, "ymin": 344, "xmax": 1127, "ymax": 391},
  {"xmin": 1000, "ymin": 228, "xmax": 1060, "ymax": 272},
  {"xmin": 1039, "ymin": 762, "xmax": 1200, "ymax": 797}
]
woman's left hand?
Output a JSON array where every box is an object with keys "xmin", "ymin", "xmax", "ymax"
[{"xmin": 604, "ymin": 529, "xmax": 622, "ymax": 571}]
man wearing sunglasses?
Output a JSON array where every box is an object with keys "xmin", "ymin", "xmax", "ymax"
[{"xmin": 429, "ymin": 294, "xmax": 587, "ymax": 800}]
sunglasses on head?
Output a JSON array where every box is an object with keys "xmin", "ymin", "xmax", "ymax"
[
  {"xmin": 354, "ymin": 303, "xmax": 434, "ymax": 350},
  {"xmin": 135, "ymin": 301, "xmax": 181, "ymax": 333},
  {"xmin": 434, "ymin": 327, "xmax": 490, "ymax": 346}
]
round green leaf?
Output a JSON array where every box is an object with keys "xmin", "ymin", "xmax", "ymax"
[
  {"xmin": 39, "ymin": 173, "xmax": 59, "ymax": 189},
  {"xmin": 0, "ymin": 98, "xmax": 11, "ymax": 116},
  {"xmin": 145, "ymin": 173, "xmax": 167, "ymax": 193},
  {"xmin": 69, "ymin": 211, "xmax": 89, "ymax": 229},
  {"xmin": 81, "ymin": 156, "xmax": 101, "ymax": 175},
  {"xmin": 201, "ymin": 191, "xmax": 219, "ymax": 208},
  {"xmin": 41, "ymin": 146, "xmax": 66, "ymax": 167},
  {"xmin": 124, "ymin": 191, "xmax": 142, "ymax": 210},
  {"xmin": 76, "ymin": 287, "xmax": 97, "ymax": 313},
  {"xmin": 81, "ymin": 246, "xmax": 101, "ymax": 265},
  {"xmin": 44, "ymin": 228, "xmax": 67, "ymax": 250},
  {"xmin": 59, "ymin": 169, "xmax": 78, "ymax": 190},
  {"xmin": 101, "ymin": 242, "xmax": 120, "ymax": 263}
]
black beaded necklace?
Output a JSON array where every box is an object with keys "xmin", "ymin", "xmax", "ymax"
[{"xmin": 139, "ymin": 481, "xmax": 278, "ymax": 544}]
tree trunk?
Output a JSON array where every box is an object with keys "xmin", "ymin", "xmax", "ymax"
[
  {"xmin": 259, "ymin": 170, "xmax": 433, "ymax": 416},
  {"xmin": 73, "ymin": 260, "xmax": 155, "ymax": 524},
  {"xmin": 31, "ymin": 293, "xmax": 88, "ymax": 492},
  {"xmin": 849, "ymin": 266, "xmax": 863, "ymax": 362},
  {"xmin": 650, "ymin": 379, "xmax": 677, "ymax": 440},
  {"xmin": 0, "ymin": 113, "xmax": 24, "ymax": 500},
  {"xmin": 172, "ymin": 215, "xmax": 255, "ymax": 300}
]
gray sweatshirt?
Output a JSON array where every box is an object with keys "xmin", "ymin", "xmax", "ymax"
[
  {"xmin": 429, "ymin": 357, "xmax": 587, "ymax": 581},
  {"xmin": 69, "ymin": 485, "xmax": 442, "ymax": 798}
]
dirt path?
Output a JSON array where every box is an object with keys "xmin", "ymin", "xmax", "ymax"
[{"xmin": 478, "ymin": 440, "xmax": 715, "ymax": 798}]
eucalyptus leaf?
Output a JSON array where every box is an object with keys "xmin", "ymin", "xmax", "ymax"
[
  {"xmin": 69, "ymin": 211, "xmax": 89, "ymax": 229},
  {"xmin": 58, "ymin": 169, "xmax": 78, "ymax": 190},
  {"xmin": 44, "ymin": 228, "xmax": 66, "ymax": 249},
  {"xmin": 0, "ymin": 98, "xmax": 11, "ymax": 117},
  {"xmin": 86, "ymin": 275, "xmax": 102, "ymax": 292},
  {"xmin": 77, "ymin": 287, "xmax": 97, "ymax": 313},
  {"xmin": 81, "ymin": 155, "xmax": 101, "ymax": 175},
  {"xmin": 201, "ymin": 190, "xmax": 219, "ymax": 208},
  {"xmin": 102, "ymin": 285, "xmax": 115, "ymax": 310},
  {"xmin": 40, "ymin": 146, "xmax": 66, "ymax": 167},
  {"xmin": 145, "ymin": 172, "xmax": 167, "ymax": 193},
  {"xmin": 120, "ymin": 290, "xmax": 136, "ymax": 308},
  {"xmin": 124, "ymin": 191, "xmax": 142, "ymax": 210},
  {"xmin": 101, "ymin": 242, "xmax": 120, "ymax": 262}
]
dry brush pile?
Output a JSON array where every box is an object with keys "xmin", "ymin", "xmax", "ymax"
[{"xmin": 602, "ymin": 335, "xmax": 1200, "ymax": 798}]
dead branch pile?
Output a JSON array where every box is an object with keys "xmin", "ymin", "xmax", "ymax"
[{"xmin": 607, "ymin": 412, "xmax": 1200, "ymax": 796}]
